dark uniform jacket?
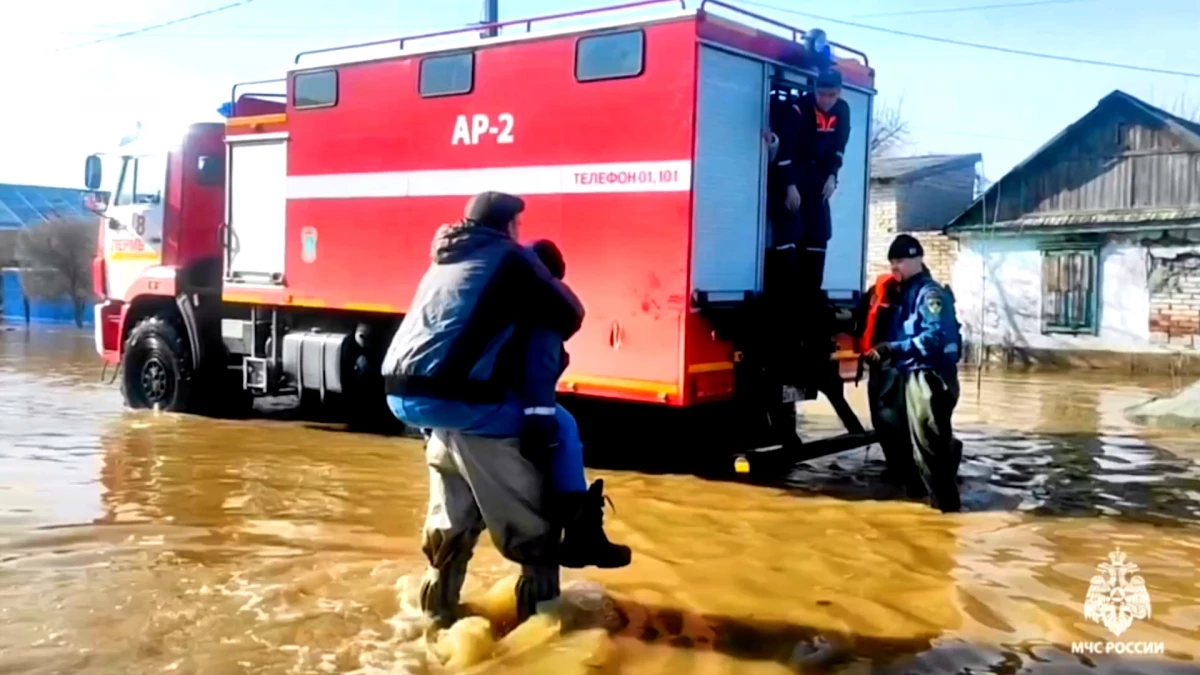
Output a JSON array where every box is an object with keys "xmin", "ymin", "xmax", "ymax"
[
  {"xmin": 768, "ymin": 92, "xmax": 851, "ymax": 248},
  {"xmin": 882, "ymin": 269, "xmax": 962, "ymax": 381},
  {"xmin": 381, "ymin": 221, "xmax": 584, "ymax": 405}
]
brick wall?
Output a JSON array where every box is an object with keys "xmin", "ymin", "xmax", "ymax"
[
  {"xmin": 865, "ymin": 183, "xmax": 898, "ymax": 283},
  {"xmin": 920, "ymin": 234, "xmax": 958, "ymax": 288},
  {"xmin": 1149, "ymin": 253, "xmax": 1200, "ymax": 348},
  {"xmin": 865, "ymin": 182, "xmax": 958, "ymax": 286}
]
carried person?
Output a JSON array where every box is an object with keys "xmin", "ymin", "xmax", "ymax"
[{"xmin": 518, "ymin": 238, "xmax": 631, "ymax": 569}]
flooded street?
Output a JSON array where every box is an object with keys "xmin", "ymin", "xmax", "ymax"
[{"xmin": 2, "ymin": 326, "xmax": 1199, "ymax": 674}]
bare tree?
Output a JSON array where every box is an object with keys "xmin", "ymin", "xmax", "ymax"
[
  {"xmin": 1166, "ymin": 93, "xmax": 1200, "ymax": 122},
  {"xmin": 871, "ymin": 98, "xmax": 910, "ymax": 159},
  {"xmin": 15, "ymin": 218, "xmax": 97, "ymax": 328}
]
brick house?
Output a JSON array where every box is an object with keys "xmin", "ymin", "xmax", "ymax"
[
  {"xmin": 945, "ymin": 90, "xmax": 1200, "ymax": 371},
  {"xmin": 866, "ymin": 154, "xmax": 981, "ymax": 287}
]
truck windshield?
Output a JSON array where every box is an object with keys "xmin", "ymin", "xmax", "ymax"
[{"xmin": 112, "ymin": 153, "xmax": 167, "ymax": 206}]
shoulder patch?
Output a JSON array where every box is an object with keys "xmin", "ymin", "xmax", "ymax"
[{"xmin": 924, "ymin": 289, "xmax": 943, "ymax": 316}]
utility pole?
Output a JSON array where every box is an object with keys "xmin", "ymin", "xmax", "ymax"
[{"xmin": 482, "ymin": 0, "xmax": 499, "ymax": 38}]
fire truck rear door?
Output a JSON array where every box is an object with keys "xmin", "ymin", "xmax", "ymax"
[
  {"xmin": 225, "ymin": 134, "xmax": 288, "ymax": 284},
  {"xmin": 823, "ymin": 86, "xmax": 871, "ymax": 300},
  {"xmin": 691, "ymin": 46, "xmax": 768, "ymax": 303}
]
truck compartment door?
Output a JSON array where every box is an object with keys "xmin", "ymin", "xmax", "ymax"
[
  {"xmin": 225, "ymin": 136, "xmax": 288, "ymax": 284},
  {"xmin": 823, "ymin": 87, "xmax": 871, "ymax": 300},
  {"xmin": 691, "ymin": 46, "xmax": 768, "ymax": 303}
]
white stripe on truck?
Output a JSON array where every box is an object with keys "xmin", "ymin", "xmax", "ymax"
[{"xmin": 285, "ymin": 159, "xmax": 693, "ymax": 199}]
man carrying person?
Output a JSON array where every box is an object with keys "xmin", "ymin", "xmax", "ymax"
[
  {"xmin": 381, "ymin": 191, "xmax": 627, "ymax": 629},
  {"xmin": 864, "ymin": 234, "xmax": 965, "ymax": 513}
]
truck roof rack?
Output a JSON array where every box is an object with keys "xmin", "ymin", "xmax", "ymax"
[
  {"xmin": 698, "ymin": 0, "xmax": 869, "ymax": 68},
  {"xmin": 228, "ymin": 78, "xmax": 287, "ymax": 113},
  {"xmin": 293, "ymin": 0, "xmax": 686, "ymax": 66}
]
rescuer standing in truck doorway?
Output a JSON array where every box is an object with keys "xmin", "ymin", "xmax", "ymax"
[
  {"xmin": 381, "ymin": 191, "xmax": 589, "ymax": 628},
  {"xmin": 770, "ymin": 67, "xmax": 851, "ymax": 297},
  {"xmin": 864, "ymin": 234, "xmax": 964, "ymax": 512}
]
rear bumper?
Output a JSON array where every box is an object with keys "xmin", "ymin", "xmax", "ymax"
[{"xmin": 94, "ymin": 299, "xmax": 123, "ymax": 364}]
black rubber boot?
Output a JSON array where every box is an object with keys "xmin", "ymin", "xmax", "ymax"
[{"xmin": 558, "ymin": 479, "xmax": 631, "ymax": 569}]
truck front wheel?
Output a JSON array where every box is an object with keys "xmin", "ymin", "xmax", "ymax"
[{"xmin": 121, "ymin": 316, "xmax": 194, "ymax": 412}]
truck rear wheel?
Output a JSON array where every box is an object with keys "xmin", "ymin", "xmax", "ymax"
[{"xmin": 121, "ymin": 316, "xmax": 194, "ymax": 412}]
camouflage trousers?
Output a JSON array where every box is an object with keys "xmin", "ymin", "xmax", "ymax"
[
  {"xmin": 419, "ymin": 430, "xmax": 561, "ymax": 628},
  {"xmin": 869, "ymin": 366, "xmax": 963, "ymax": 512}
]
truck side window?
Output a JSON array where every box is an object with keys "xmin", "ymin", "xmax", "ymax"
[
  {"xmin": 419, "ymin": 52, "xmax": 474, "ymax": 98},
  {"xmin": 575, "ymin": 30, "xmax": 645, "ymax": 82},
  {"xmin": 293, "ymin": 70, "xmax": 338, "ymax": 109}
]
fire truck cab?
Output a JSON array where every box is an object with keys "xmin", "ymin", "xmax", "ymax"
[{"xmin": 86, "ymin": 0, "xmax": 878, "ymax": 463}]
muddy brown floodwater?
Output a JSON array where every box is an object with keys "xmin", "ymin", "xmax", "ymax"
[{"xmin": 2, "ymin": 326, "xmax": 1199, "ymax": 675}]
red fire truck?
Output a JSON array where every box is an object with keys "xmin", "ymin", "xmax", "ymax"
[{"xmin": 85, "ymin": 0, "xmax": 877, "ymax": 463}]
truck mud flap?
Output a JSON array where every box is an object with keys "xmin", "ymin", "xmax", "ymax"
[{"xmin": 175, "ymin": 293, "xmax": 203, "ymax": 370}]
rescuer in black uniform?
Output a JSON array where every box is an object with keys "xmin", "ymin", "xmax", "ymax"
[
  {"xmin": 763, "ymin": 68, "xmax": 851, "ymax": 391},
  {"xmin": 769, "ymin": 67, "xmax": 851, "ymax": 297}
]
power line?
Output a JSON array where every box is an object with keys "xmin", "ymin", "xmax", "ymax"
[
  {"xmin": 855, "ymin": 0, "xmax": 1091, "ymax": 19},
  {"xmin": 47, "ymin": 31, "xmax": 386, "ymax": 40},
  {"xmin": 739, "ymin": 0, "xmax": 1200, "ymax": 79},
  {"xmin": 54, "ymin": 0, "xmax": 262, "ymax": 52}
]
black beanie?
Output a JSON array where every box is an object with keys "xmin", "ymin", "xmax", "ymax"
[
  {"xmin": 815, "ymin": 68, "xmax": 842, "ymax": 89},
  {"xmin": 464, "ymin": 191, "xmax": 525, "ymax": 231},
  {"xmin": 888, "ymin": 234, "xmax": 924, "ymax": 260}
]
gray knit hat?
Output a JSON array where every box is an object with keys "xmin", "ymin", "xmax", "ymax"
[{"xmin": 464, "ymin": 191, "xmax": 525, "ymax": 231}]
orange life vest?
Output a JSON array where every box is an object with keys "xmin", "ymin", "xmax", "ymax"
[{"xmin": 861, "ymin": 273, "xmax": 899, "ymax": 350}]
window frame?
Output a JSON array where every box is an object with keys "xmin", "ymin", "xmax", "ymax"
[
  {"xmin": 292, "ymin": 69, "xmax": 339, "ymax": 110},
  {"xmin": 418, "ymin": 51, "xmax": 476, "ymax": 98},
  {"xmin": 574, "ymin": 28, "xmax": 646, "ymax": 83},
  {"xmin": 1039, "ymin": 243, "xmax": 1102, "ymax": 336}
]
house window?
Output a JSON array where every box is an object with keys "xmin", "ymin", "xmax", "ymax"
[
  {"xmin": 420, "ymin": 52, "xmax": 474, "ymax": 97},
  {"xmin": 575, "ymin": 30, "xmax": 645, "ymax": 82},
  {"xmin": 1041, "ymin": 248, "xmax": 1099, "ymax": 334},
  {"xmin": 293, "ymin": 70, "xmax": 338, "ymax": 109}
]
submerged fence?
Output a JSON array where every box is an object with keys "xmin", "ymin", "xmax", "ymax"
[{"xmin": 0, "ymin": 268, "xmax": 94, "ymax": 326}]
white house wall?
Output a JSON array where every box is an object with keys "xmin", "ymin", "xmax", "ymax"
[{"xmin": 951, "ymin": 236, "xmax": 1161, "ymax": 353}]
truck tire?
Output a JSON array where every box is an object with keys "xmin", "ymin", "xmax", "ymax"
[{"xmin": 121, "ymin": 316, "xmax": 194, "ymax": 412}]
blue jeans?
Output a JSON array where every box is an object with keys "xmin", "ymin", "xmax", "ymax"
[{"xmin": 387, "ymin": 395, "xmax": 588, "ymax": 493}]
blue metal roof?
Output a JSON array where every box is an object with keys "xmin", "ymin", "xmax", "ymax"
[{"xmin": 0, "ymin": 183, "xmax": 108, "ymax": 230}]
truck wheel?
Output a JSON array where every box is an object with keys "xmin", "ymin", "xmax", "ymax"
[{"xmin": 121, "ymin": 316, "xmax": 194, "ymax": 412}]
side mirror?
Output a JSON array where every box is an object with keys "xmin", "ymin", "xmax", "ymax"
[{"xmin": 84, "ymin": 154, "xmax": 103, "ymax": 191}]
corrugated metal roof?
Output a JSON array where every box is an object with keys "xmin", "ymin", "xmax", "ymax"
[
  {"xmin": 948, "ymin": 90, "xmax": 1200, "ymax": 233},
  {"xmin": 871, "ymin": 153, "xmax": 981, "ymax": 181},
  {"xmin": 0, "ymin": 184, "xmax": 107, "ymax": 231},
  {"xmin": 952, "ymin": 207, "xmax": 1200, "ymax": 235}
]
